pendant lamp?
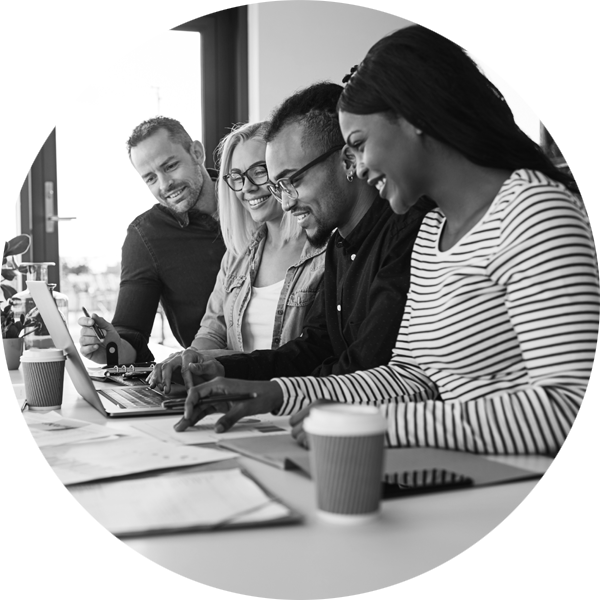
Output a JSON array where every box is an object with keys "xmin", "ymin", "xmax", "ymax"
[{"xmin": 5, "ymin": 0, "xmax": 61, "ymax": 94}]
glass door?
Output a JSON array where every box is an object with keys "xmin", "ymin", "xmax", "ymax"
[{"xmin": 53, "ymin": 23, "xmax": 203, "ymax": 346}]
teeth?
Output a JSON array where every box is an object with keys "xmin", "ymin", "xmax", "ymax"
[
  {"xmin": 248, "ymin": 195, "xmax": 270, "ymax": 207},
  {"xmin": 295, "ymin": 212, "xmax": 309, "ymax": 223},
  {"xmin": 167, "ymin": 188, "xmax": 184, "ymax": 200},
  {"xmin": 375, "ymin": 178, "xmax": 386, "ymax": 193}
]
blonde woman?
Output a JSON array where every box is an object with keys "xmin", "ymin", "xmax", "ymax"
[{"xmin": 150, "ymin": 122, "xmax": 326, "ymax": 392}]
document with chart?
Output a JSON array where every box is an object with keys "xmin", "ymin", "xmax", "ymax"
[{"xmin": 41, "ymin": 435, "xmax": 238, "ymax": 485}]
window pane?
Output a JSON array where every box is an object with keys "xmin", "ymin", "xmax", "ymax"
[
  {"xmin": 0, "ymin": 2, "xmax": 20, "ymax": 241},
  {"xmin": 467, "ymin": 50, "xmax": 542, "ymax": 144},
  {"xmin": 56, "ymin": 30, "xmax": 201, "ymax": 351}
]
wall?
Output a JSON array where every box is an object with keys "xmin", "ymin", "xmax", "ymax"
[{"xmin": 248, "ymin": 1, "xmax": 412, "ymax": 121}]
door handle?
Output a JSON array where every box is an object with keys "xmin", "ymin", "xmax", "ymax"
[{"xmin": 45, "ymin": 181, "xmax": 76, "ymax": 233}]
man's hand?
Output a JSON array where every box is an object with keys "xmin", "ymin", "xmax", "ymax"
[
  {"xmin": 78, "ymin": 313, "xmax": 136, "ymax": 365},
  {"xmin": 148, "ymin": 349, "xmax": 225, "ymax": 394},
  {"xmin": 289, "ymin": 399, "xmax": 333, "ymax": 448},
  {"xmin": 174, "ymin": 377, "xmax": 284, "ymax": 433}
]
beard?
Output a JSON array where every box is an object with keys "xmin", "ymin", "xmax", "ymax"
[{"xmin": 306, "ymin": 220, "xmax": 334, "ymax": 248}]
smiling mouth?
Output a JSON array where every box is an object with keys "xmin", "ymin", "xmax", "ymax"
[
  {"xmin": 165, "ymin": 187, "xmax": 187, "ymax": 203},
  {"xmin": 369, "ymin": 176, "xmax": 386, "ymax": 196},
  {"xmin": 246, "ymin": 195, "xmax": 270, "ymax": 208},
  {"xmin": 292, "ymin": 209, "xmax": 311, "ymax": 225}
]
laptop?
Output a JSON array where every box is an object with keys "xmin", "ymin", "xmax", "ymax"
[{"xmin": 27, "ymin": 280, "xmax": 185, "ymax": 418}]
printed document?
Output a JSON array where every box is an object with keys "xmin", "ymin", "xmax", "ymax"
[
  {"xmin": 41, "ymin": 435, "xmax": 238, "ymax": 485},
  {"xmin": 133, "ymin": 413, "xmax": 290, "ymax": 445},
  {"xmin": 23, "ymin": 411, "xmax": 120, "ymax": 447},
  {"xmin": 70, "ymin": 467, "xmax": 292, "ymax": 536}
]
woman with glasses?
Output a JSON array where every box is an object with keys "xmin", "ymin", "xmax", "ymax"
[{"xmin": 149, "ymin": 122, "xmax": 326, "ymax": 392}]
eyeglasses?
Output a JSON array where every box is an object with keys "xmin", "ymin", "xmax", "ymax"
[
  {"xmin": 267, "ymin": 145, "xmax": 344, "ymax": 202},
  {"xmin": 223, "ymin": 162, "xmax": 269, "ymax": 192}
]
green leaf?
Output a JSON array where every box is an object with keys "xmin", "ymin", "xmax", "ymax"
[
  {"xmin": 3, "ymin": 234, "xmax": 31, "ymax": 258},
  {"xmin": 1, "ymin": 283, "xmax": 17, "ymax": 300},
  {"xmin": 1, "ymin": 268, "xmax": 16, "ymax": 281}
]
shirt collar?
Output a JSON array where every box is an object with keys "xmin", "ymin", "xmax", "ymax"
[{"xmin": 334, "ymin": 196, "xmax": 389, "ymax": 253}]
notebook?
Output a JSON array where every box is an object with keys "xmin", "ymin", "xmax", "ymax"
[{"xmin": 27, "ymin": 280, "xmax": 185, "ymax": 418}]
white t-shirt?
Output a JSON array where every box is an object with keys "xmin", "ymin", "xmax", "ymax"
[{"xmin": 241, "ymin": 279, "xmax": 285, "ymax": 352}]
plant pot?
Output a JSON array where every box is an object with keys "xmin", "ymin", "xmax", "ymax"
[{"xmin": 2, "ymin": 337, "xmax": 23, "ymax": 370}]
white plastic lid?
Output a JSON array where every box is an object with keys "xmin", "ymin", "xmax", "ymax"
[
  {"xmin": 304, "ymin": 403, "xmax": 387, "ymax": 437},
  {"xmin": 20, "ymin": 348, "xmax": 66, "ymax": 363}
]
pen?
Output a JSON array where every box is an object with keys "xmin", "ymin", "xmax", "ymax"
[
  {"xmin": 82, "ymin": 307, "xmax": 106, "ymax": 340},
  {"xmin": 162, "ymin": 393, "xmax": 257, "ymax": 409}
]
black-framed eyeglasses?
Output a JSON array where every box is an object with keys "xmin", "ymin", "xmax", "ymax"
[
  {"xmin": 223, "ymin": 161, "xmax": 269, "ymax": 192},
  {"xmin": 267, "ymin": 145, "xmax": 344, "ymax": 202}
]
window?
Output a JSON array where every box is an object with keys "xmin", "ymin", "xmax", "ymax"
[
  {"xmin": 0, "ymin": 2, "xmax": 20, "ymax": 241},
  {"xmin": 15, "ymin": 7, "xmax": 249, "ymax": 355},
  {"xmin": 56, "ymin": 29, "xmax": 202, "ymax": 346}
]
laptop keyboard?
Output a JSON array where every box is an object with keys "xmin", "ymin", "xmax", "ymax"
[{"xmin": 100, "ymin": 387, "xmax": 170, "ymax": 409}]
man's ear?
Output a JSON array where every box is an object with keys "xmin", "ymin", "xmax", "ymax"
[{"xmin": 190, "ymin": 140, "xmax": 205, "ymax": 165}]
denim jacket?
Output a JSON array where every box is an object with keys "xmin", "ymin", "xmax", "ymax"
[{"xmin": 194, "ymin": 225, "xmax": 326, "ymax": 351}]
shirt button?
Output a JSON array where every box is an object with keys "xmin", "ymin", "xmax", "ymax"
[
  {"xmin": 277, "ymin": 310, "xmax": 283, "ymax": 316},
  {"xmin": 351, "ymin": 254, "xmax": 356, "ymax": 261},
  {"xmin": 274, "ymin": 337, "xmax": 280, "ymax": 344},
  {"xmin": 229, "ymin": 321, "xmax": 233, "ymax": 327},
  {"xmin": 337, "ymin": 304, "xmax": 341, "ymax": 312}
]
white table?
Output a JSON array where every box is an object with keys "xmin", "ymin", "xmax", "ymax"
[{"xmin": 0, "ymin": 382, "xmax": 600, "ymax": 600}]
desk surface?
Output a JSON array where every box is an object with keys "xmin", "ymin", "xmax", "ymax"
[{"xmin": 0, "ymin": 372, "xmax": 600, "ymax": 600}]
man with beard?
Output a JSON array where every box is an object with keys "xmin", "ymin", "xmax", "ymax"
[
  {"xmin": 150, "ymin": 83, "xmax": 433, "ymax": 434},
  {"xmin": 78, "ymin": 117, "xmax": 226, "ymax": 365}
]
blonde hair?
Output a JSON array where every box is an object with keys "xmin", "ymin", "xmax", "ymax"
[{"xmin": 215, "ymin": 121, "xmax": 304, "ymax": 255}]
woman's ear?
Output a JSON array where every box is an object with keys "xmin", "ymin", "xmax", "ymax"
[{"xmin": 342, "ymin": 144, "xmax": 356, "ymax": 171}]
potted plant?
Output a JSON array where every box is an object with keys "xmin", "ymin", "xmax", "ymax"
[{"xmin": 2, "ymin": 234, "xmax": 31, "ymax": 369}]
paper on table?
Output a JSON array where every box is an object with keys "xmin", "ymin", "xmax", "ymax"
[
  {"xmin": 23, "ymin": 411, "xmax": 121, "ymax": 447},
  {"xmin": 133, "ymin": 413, "xmax": 290, "ymax": 445},
  {"xmin": 70, "ymin": 468, "xmax": 292, "ymax": 536},
  {"xmin": 41, "ymin": 435, "xmax": 239, "ymax": 485}
]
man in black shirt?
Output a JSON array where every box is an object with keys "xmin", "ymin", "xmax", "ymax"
[
  {"xmin": 78, "ymin": 117, "xmax": 226, "ymax": 364},
  {"xmin": 150, "ymin": 83, "xmax": 433, "ymax": 431}
]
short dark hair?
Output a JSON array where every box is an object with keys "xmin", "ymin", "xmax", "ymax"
[
  {"xmin": 265, "ymin": 82, "xmax": 345, "ymax": 154},
  {"xmin": 338, "ymin": 25, "xmax": 574, "ymax": 189},
  {"xmin": 127, "ymin": 116, "xmax": 193, "ymax": 156}
]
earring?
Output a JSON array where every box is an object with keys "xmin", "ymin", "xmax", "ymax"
[{"xmin": 346, "ymin": 168, "xmax": 356, "ymax": 183}]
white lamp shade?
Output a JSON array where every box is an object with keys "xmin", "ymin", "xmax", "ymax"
[{"xmin": 5, "ymin": 14, "xmax": 61, "ymax": 94}]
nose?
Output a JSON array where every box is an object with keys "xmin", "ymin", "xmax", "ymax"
[
  {"xmin": 242, "ymin": 176, "xmax": 258, "ymax": 193},
  {"xmin": 158, "ymin": 172, "xmax": 173, "ymax": 194},
  {"xmin": 355, "ymin": 161, "xmax": 368, "ymax": 180},
  {"xmin": 282, "ymin": 193, "xmax": 298, "ymax": 212}
]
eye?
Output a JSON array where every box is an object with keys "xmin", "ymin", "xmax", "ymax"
[
  {"xmin": 144, "ymin": 175, "xmax": 156, "ymax": 186},
  {"xmin": 165, "ymin": 162, "xmax": 178, "ymax": 171},
  {"xmin": 350, "ymin": 140, "xmax": 364, "ymax": 153}
]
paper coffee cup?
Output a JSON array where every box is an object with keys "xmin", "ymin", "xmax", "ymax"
[
  {"xmin": 304, "ymin": 403, "xmax": 387, "ymax": 524},
  {"xmin": 21, "ymin": 348, "xmax": 66, "ymax": 411}
]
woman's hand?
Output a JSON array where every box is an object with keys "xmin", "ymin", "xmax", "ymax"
[
  {"xmin": 148, "ymin": 348, "xmax": 225, "ymax": 394},
  {"xmin": 174, "ymin": 377, "xmax": 284, "ymax": 433},
  {"xmin": 289, "ymin": 399, "xmax": 333, "ymax": 448}
]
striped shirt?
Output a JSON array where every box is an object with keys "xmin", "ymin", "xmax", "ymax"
[{"xmin": 273, "ymin": 169, "xmax": 599, "ymax": 455}]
